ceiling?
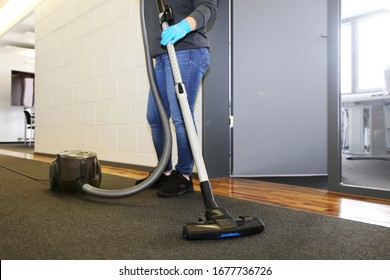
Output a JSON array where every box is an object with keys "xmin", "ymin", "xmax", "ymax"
[{"xmin": 0, "ymin": 12, "xmax": 35, "ymax": 57}]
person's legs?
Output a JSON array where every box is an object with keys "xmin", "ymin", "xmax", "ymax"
[
  {"xmin": 166, "ymin": 48, "xmax": 210, "ymax": 176},
  {"xmin": 144, "ymin": 48, "xmax": 210, "ymax": 196},
  {"xmin": 156, "ymin": 48, "xmax": 210, "ymax": 197}
]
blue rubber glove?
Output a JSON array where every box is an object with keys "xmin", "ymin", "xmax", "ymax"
[{"xmin": 160, "ymin": 19, "xmax": 191, "ymax": 46}]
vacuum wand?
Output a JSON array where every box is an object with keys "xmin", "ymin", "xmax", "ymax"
[{"xmin": 156, "ymin": 0, "xmax": 264, "ymax": 239}]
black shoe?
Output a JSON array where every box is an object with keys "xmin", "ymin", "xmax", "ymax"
[
  {"xmin": 135, "ymin": 171, "xmax": 170, "ymax": 189},
  {"xmin": 156, "ymin": 170, "xmax": 194, "ymax": 197}
]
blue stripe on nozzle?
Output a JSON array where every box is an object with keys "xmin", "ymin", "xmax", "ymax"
[{"xmin": 220, "ymin": 232, "xmax": 241, "ymax": 238}]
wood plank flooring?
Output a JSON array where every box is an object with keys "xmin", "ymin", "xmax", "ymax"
[{"xmin": 1, "ymin": 148, "xmax": 390, "ymax": 228}]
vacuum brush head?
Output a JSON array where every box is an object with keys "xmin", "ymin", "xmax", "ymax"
[{"xmin": 183, "ymin": 208, "xmax": 265, "ymax": 239}]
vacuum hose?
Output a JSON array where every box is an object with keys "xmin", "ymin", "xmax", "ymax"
[{"xmin": 81, "ymin": 0, "xmax": 172, "ymax": 198}]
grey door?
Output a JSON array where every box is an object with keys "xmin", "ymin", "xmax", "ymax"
[{"xmin": 231, "ymin": 0, "xmax": 328, "ymax": 176}]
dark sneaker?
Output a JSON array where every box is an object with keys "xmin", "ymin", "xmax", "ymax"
[
  {"xmin": 156, "ymin": 170, "xmax": 194, "ymax": 197},
  {"xmin": 135, "ymin": 171, "xmax": 170, "ymax": 189}
]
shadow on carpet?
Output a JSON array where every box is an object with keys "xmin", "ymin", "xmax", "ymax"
[{"xmin": 0, "ymin": 154, "xmax": 389, "ymax": 260}]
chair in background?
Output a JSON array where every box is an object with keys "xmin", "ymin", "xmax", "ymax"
[{"xmin": 23, "ymin": 110, "xmax": 35, "ymax": 146}]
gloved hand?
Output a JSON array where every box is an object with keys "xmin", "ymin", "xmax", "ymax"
[{"xmin": 160, "ymin": 19, "xmax": 191, "ymax": 46}]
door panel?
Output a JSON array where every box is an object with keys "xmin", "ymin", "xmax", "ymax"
[{"xmin": 232, "ymin": 0, "xmax": 328, "ymax": 176}]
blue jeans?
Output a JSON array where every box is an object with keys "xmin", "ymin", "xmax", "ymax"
[{"xmin": 147, "ymin": 48, "xmax": 210, "ymax": 175}]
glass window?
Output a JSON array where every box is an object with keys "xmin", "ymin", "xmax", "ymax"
[
  {"xmin": 357, "ymin": 13, "xmax": 390, "ymax": 91},
  {"xmin": 341, "ymin": 11, "xmax": 390, "ymax": 94},
  {"xmin": 341, "ymin": 23, "xmax": 352, "ymax": 94}
]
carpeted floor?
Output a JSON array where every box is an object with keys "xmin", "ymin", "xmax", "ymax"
[
  {"xmin": 1, "ymin": 154, "xmax": 390, "ymax": 260},
  {"xmin": 342, "ymin": 156, "xmax": 390, "ymax": 191}
]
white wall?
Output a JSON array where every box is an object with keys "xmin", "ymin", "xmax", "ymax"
[
  {"xmin": 34, "ymin": 0, "xmax": 202, "ymax": 167},
  {"xmin": 0, "ymin": 53, "xmax": 35, "ymax": 142}
]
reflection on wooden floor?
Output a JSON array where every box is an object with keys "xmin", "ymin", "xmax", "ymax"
[{"xmin": 1, "ymin": 148, "xmax": 390, "ymax": 228}]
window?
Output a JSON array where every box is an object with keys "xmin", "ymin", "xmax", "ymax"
[
  {"xmin": 340, "ymin": 23, "xmax": 352, "ymax": 94},
  {"xmin": 341, "ymin": 11, "xmax": 390, "ymax": 94}
]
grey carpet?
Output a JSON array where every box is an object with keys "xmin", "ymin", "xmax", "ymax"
[
  {"xmin": 342, "ymin": 156, "xmax": 390, "ymax": 191},
  {"xmin": 0, "ymin": 154, "xmax": 390, "ymax": 260}
]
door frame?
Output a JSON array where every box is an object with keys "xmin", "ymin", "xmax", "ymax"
[{"xmin": 327, "ymin": 0, "xmax": 390, "ymax": 199}]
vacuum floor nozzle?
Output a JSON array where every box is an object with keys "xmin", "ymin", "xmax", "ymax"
[{"xmin": 183, "ymin": 208, "xmax": 265, "ymax": 239}]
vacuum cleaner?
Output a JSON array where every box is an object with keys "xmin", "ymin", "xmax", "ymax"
[{"xmin": 49, "ymin": 0, "xmax": 265, "ymax": 240}]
